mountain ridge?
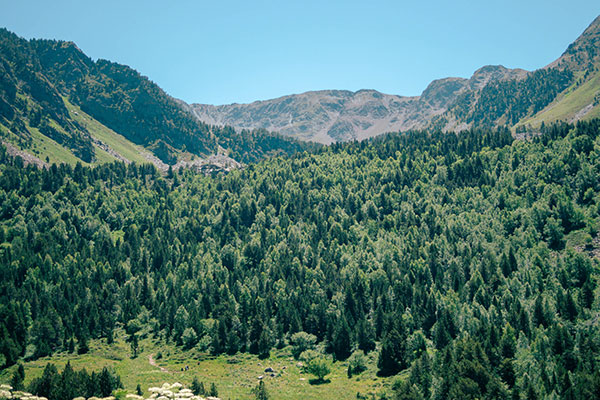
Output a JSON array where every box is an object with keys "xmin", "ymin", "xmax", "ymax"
[
  {"xmin": 191, "ymin": 64, "xmax": 531, "ymax": 143},
  {"xmin": 0, "ymin": 28, "xmax": 313, "ymax": 167},
  {"xmin": 190, "ymin": 16, "xmax": 600, "ymax": 143}
]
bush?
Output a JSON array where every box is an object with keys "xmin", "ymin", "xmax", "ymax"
[
  {"xmin": 182, "ymin": 327, "xmax": 198, "ymax": 349},
  {"xmin": 299, "ymin": 349, "xmax": 321, "ymax": 364},
  {"xmin": 347, "ymin": 350, "xmax": 367, "ymax": 378},
  {"xmin": 290, "ymin": 331, "xmax": 317, "ymax": 359},
  {"xmin": 306, "ymin": 357, "xmax": 331, "ymax": 382}
]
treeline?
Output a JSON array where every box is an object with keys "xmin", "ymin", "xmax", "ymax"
[{"xmin": 1, "ymin": 120, "xmax": 600, "ymax": 399}]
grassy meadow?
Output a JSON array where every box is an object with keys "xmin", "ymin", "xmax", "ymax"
[{"xmin": 0, "ymin": 330, "xmax": 394, "ymax": 400}]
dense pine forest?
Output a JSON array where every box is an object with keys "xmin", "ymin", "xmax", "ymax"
[{"xmin": 1, "ymin": 120, "xmax": 600, "ymax": 399}]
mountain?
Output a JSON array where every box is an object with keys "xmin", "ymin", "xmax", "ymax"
[
  {"xmin": 191, "ymin": 16, "xmax": 600, "ymax": 143},
  {"xmin": 517, "ymin": 15, "xmax": 600, "ymax": 128},
  {"xmin": 192, "ymin": 90, "xmax": 419, "ymax": 144},
  {"xmin": 0, "ymin": 29, "xmax": 312, "ymax": 167},
  {"xmin": 3, "ymin": 16, "xmax": 597, "ymax": 160},
  {"xmin": 191, "ymin": 64, "xmax": 527, "ymax": 144}
]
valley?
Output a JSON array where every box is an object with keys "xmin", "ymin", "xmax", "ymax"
[{"xmin": 1, "ymin": 10, "xmax": 600, "ymax": 400}]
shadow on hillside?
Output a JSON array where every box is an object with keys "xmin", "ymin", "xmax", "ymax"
[{"xmin": 309, "ymin": 378, "xmax": 331, "ymax": 385}]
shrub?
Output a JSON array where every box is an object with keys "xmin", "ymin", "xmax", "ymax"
[{"xmin": 306, "ymin": 357, "xmax": 331, "ymax": 382}]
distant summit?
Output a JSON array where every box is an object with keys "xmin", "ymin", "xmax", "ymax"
[{"xmin": 190, "ymin": 16, "xmax": 600, "ymax": 143}]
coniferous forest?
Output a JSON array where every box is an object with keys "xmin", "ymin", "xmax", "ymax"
[{"xmin": 1, "ymin": 119, "xmax": 600, "ymax": 399}]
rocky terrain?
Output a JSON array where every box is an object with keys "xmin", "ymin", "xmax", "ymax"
[{"xmin": 189, "ymin": 67, "xmax": 528, "ymax": 144}]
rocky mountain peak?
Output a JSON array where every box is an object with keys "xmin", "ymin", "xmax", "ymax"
[
  {"xmin": 420, "ymin": 77, "xmax": 468, "ymax": 108},
  {"xmin": 469, "ymin": 65, "xmax": 529, "ymax": 90}
]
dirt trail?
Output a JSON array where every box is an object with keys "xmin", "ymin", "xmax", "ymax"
[{"xmin": 148, "ymin": 354, "xmax": 169, "ymax": 372}]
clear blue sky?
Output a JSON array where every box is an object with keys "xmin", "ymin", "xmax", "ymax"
[{"xmin": 1, "ymin": 0, "xmax": 599, "ymax": 105}]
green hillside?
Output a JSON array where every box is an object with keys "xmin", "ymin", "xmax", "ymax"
[
  {"xmin": 519, "ymin": 69, "xmax": 600, "ymax": 128},
  {"xmin": 0, "ymin": 29, "xmax": 313, "ymax": 167},
  {"xmin": 0, "ymin": 330, "xmax": 390, "ymax": 400}
]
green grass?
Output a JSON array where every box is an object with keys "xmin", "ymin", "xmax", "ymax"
[
  {"xmin": 520, "ymin": 71, "xmax": 600, "ymax": 128},
  {"xmin": 18, "ymin": 125, "xmax": 84, "ymax": 165},
  {"xmin": 65, "ymin": 98, "xmax": 149, "ymax": 165},
  {"xmin": 93, "ymin": 145, "xmax": 119, "ymax": 164},
  {"xmin": 1, "ymin": 98, "xmax": 152, "ymax": 166},
  {"xmin": 0, "ymin": 332, "xmax": 393, "ymax": 400},
  {"xmin": 565, "ymin": 229, "xmax": 594, "ymax": 249}
]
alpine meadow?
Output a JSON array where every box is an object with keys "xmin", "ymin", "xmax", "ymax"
[{"xmin": 1, "ymin": 6, "xmax": 600, "ymax": 400}]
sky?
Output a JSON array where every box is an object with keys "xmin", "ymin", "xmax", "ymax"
[{"xmin": 1, "ymin": 0, "xmax": 599, "ymax": 105}]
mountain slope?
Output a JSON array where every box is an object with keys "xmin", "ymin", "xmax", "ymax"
[
  {"xmin": 191, "ymin": 16, "xmax": 600, "ymax": 142},
  {"xmin": 518, "ymin": 15, "xmax": 600, "ymax": 127},
  {"xmin": 191, "ymin": 65, "xmax": 527, "ymax": 144},
  {"xmin": 0, "ymin": 29, "xmax": 312, "ymax": 166}
]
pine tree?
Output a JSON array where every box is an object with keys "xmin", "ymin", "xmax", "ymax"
[
  {"xmin": 209, "ymin": 383, "xmax": 218, "ymax": 397},
  {"xmin": 251, "ymin": 380, "xmax": 270, "ymax": 400},
  {"xmin": 332, "ymin": 314, "xmax": 352, "ymax": 361},
  {"xmin": 78, "ymin": 335, "xmax": 89, "ymax": 355},
  {"xmin": 257, "ymin": 328, "xmax": 272, "ymax": 359},
  {"xmin": 191, "ymin": 377, "xmax": 205, "ymax": 396},
  {"xmin": 10, "ymin": 363, "xmax": 25, "ymax": 391},
  {"xmin": 378, "ymin": 327, "xmax": 405, "ymax": 376},
  {"xmin": 356, "ymin": 318, "xmax": 376, "ymax": 353}
]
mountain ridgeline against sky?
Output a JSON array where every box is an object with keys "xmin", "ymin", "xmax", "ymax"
[
  {"xmin": 192, "ymin": 15, "xmax": 600, "ymax": 144},
  {"xmin": 0, "ymin": 17, "xmax": 599, "ymax": 165},
  {"xmin": 0, "ymin": 28, "xmax": 313, "ymax": 167}
]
